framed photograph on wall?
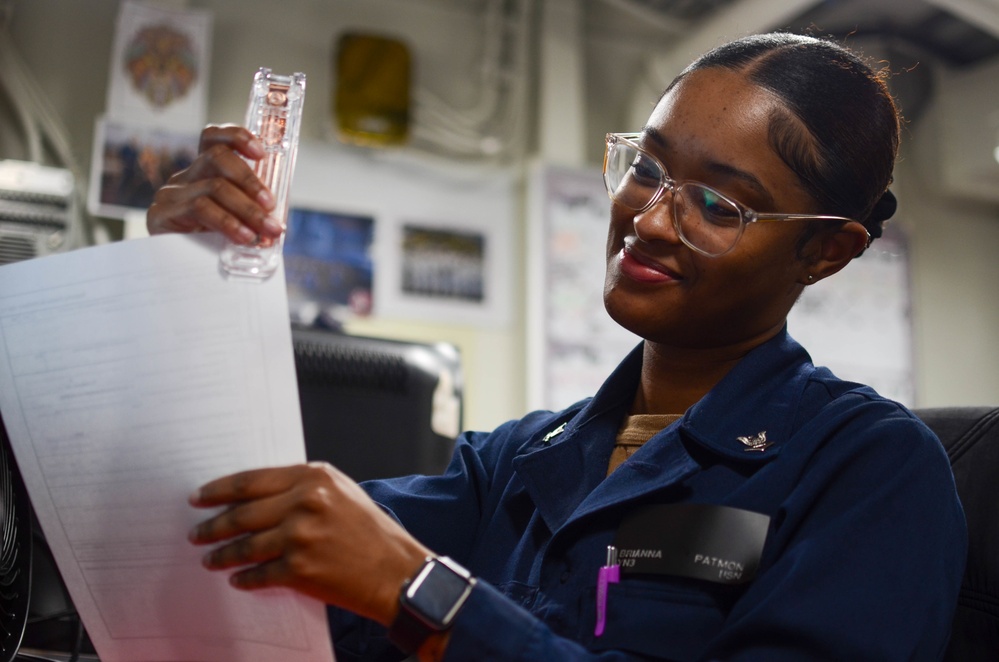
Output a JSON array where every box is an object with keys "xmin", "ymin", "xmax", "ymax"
[
  {"xmin": 372, "ymin": 218, "xmax": 502, "ymax": 326},
  {"xmin": 400, "ymin": 224, "xmax": 486, "ymax": 303},
  {"xmin": 283, "ymin": 206, "xmax": 375, "ymax": 328},
  {"xmin": 87, "ymin": 117, "xmax": 198, "ymax": 220}
]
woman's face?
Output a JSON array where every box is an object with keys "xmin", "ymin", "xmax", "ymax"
[{"xmin": 604, "ymin": 66, "xmax": 820, "ymax": 351}]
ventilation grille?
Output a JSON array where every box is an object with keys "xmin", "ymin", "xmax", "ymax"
[
  {"xmin": 0, "ymin": 197, "xmax": 68, "ymax": 230},
  {"xmin": 0, "ymin": 233, "xmax": 36, "ymax": 265},
  {"xmin": 0, "ymin": 161, "xmax": 73, "ymax": 266}
]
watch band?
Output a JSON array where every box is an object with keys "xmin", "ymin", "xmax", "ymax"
[
  {"xmin": 388, "ymin": 556, "xmax": 476, "ymax": 655},
  {"xmin": 388, "ymin": 596, "xmax": 438, "ymax": 655}
]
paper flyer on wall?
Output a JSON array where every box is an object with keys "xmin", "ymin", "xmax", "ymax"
[
  {"xmin": 90, "ymin": 1, "xmax": 210, "ymax": 220},
  {"xmin": 106, "ymin": 0, "xmax": 212, "ymax": 129}
]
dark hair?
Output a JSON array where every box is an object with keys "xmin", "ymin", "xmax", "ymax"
[{"xmin": 670, "ymin": 32, "xmax": 900, "ymax": 250}]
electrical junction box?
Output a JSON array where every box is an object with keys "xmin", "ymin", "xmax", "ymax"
[{"xmin": 333, "ymin": 32, "xmax": 412, "ymax": 147}]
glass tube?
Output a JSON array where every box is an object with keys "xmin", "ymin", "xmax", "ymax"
[{"xmin": 219, "ymin": 68, "xmax": 306, "ymax": 280}]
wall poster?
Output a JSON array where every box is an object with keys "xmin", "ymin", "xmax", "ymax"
[
  {"xmin": 787, "ymin": 223, "xmax": 915, "ymax": 405},
  {"xmin": 527, "ymin": 165, "xmax": 639, "ymax": 412}
]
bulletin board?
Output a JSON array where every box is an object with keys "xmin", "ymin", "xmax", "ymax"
[
  {"xmin": 787, "ymin": 223, "xmax": 915, "ymax": 406},
  {"xmin": 526, "ymin": 165, "xmax": 639, "ymax": 411}
]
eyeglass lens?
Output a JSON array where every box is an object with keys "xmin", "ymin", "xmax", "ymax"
[{"xmin": 604, "ymin": 140, "xmax": 744, "ymax": 256}]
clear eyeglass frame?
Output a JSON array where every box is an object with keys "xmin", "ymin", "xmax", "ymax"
[{"xmin": 602, "ymin": 132, "xmax": 867, "ymax": 257}]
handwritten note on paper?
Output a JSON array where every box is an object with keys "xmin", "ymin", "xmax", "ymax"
[{"xmin": 0, "ymin": 234, "xmax": 335, "ymax": 662}]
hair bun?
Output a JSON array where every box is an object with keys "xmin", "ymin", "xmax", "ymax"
[
  {"xmin": 863, "ymin": 189, "xmax": 896, "ymax": 242},
  {"xmin": 870, "ymin": 190, "xmax": 897, "ymax": 223}
]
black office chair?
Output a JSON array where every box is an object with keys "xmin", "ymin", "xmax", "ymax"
[{"xmin": 915, "ymin": 406, "xmax": 999, "ymax": 661}]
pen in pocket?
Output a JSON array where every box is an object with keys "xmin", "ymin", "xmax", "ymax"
[{"xmin": 595, "ymin": 545, "xmax": 620, "ymax": 637}]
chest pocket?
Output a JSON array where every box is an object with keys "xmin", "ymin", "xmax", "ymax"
[
  {"xmin": 580, "ymin": 577, "xmax": 740, "ymax": 662},
  {"xmin": 496, "ymin": 580, "xmax": 539, "ymax": 610}
]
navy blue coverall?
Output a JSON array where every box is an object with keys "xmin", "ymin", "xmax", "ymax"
[{"xmin": 333, "ymin": 328, "xmax": 966, "ymax": 661}]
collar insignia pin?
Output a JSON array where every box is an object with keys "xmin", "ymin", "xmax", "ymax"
[
  {"xmin": 542, "ymin": 422, "xmax": 566, "ymax": 445},
  {"xmin": 737, "ymin": 431, "xmax": 771, "ymax": 452}
]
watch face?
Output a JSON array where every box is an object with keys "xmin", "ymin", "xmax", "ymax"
[{"xmin": 406, "ymin": 560, "xmax": 473, "ymax": 625}]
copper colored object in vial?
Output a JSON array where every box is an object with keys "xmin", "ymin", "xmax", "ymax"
[{"xmin": 220, "ymin": 68, "xmax": 306, "ymax": 280}]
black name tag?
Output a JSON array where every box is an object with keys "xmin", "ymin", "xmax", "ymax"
[{"xmin": 614, "ymin": 503, "xmax": 770, "ymax": 585}]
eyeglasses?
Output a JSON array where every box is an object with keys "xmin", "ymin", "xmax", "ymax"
[{"xmin": 602, "ymin": 132, "xmax": 864, "ymax": 257}]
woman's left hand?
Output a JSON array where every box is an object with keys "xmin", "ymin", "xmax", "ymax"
[{"xmin": 188, "ymin": 462, "xmax": 431, "ymax": 626}]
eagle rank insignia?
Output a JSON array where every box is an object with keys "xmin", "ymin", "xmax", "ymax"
[{"xmin": 737, "ymin": 431, "xmax": 771, "ymax": 452}]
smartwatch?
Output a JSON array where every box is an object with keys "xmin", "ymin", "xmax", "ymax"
[{"xmin": 388, "ymin": 556, "xmax": 477, "ymax": 654}]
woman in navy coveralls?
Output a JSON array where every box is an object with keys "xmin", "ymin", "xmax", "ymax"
[{"xmin": 151, "ymin": 32, "xmax": 966, "ymax": 661}]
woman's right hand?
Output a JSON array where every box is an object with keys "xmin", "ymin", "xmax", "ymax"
[{"xmin": 147, "ymin": 124, "xmax": 283, "ymax": 246}]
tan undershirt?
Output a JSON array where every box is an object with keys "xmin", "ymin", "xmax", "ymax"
[{"xmin": 607, "ymin": 413, "xmax": 683, "ymax": 476}]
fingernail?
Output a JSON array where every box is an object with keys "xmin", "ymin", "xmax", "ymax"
[
  {"xmin": 248, "ymin": 138, "xmax": 265, "ymax": 157},
  {"xmin": 188, "ymin": 489, "xmax": 202, "ymax": 505},
  {"xmin": 237, "ymin": 226, "xmax": 257, "ymax": 244},
  {"xmin": 257, "ymin": 188, "xmax": 275, "ymax": 210},
  {"xmin": 263, "ymin": 215, "xmax": 285, "ymax": 236}
]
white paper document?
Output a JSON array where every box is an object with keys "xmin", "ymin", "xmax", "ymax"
[{"xmin": 0, "ymin": 234, "xmax": 335, "ymax": 662}]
